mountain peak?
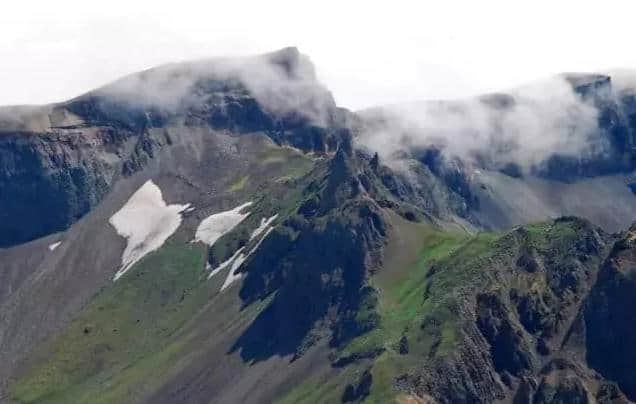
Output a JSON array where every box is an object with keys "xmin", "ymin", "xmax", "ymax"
[
  {"xmin": 563, "ymin": 72, "xmax": 611, "ymax": 88},
  {"xmin": 261, "ymin": 46, "xmax": 310, "ymax": 79},
  {"xmin": 562, "ymin": 72, "xmax": 613, "ymax": 97}
]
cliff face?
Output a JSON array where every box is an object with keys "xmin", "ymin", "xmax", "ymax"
[
  {"xmin": 0, "ymin": 129, "xmax": 126, "ymax": 247},
  {"xmin": 579, "ymin": 225, "xmax": 636, "ymax": 400}
]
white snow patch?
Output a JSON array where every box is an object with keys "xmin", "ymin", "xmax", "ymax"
[
  {"xmin": 250, "ymin": 214, "xmax": 278, "ymax": 241},
  {"xmin": 48, "ymin": 241, "xmax": 62, "ymax": 251},
  {"xmin": 194, "ymin": 202, "xmax": 253, "ymax": 246},
  {"xmin": 220, "ymin": 251, "xmax": 249, "ymax": 291},
  {"xmin": 109, "ymin": 180, "xmax": 189, "ymax": 281},
  {"xmin": 207, "ymin": 247, "xmax": 244, "ymax": 280},
  {"xmin": 220, "ymin": 226, "xmax": 275, "ymax": 291}
]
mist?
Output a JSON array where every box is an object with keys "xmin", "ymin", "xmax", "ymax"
[
  {"xmin": 96, "ymin": 48, "xmax": 335, "ymax": 126},
  {"xmin": 75, "ymin": 54, "xmax": 622, "ymax": 176},
  {"xmin": 356, "ymin": 75, "xmax": 609, "ymax": 174}
]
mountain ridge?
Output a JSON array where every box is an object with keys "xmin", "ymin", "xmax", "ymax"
[{"xmin": 1, "ymin": 48, "xmax": 636, "ymax": 403}]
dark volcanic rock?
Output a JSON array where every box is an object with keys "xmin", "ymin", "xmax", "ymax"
[
  {"xmin": 596, "ymin": 382, "xmax": 630, "ymax": 404},
  {"xmin": 533, "ymin": 375, "xmax": 590, "ymax": 404},
  {"xmin": 476, "ymin": 292, "xmax": 534, "ymax": 377},
  {"xmin": 407, "ymin": 218, "xmax": 626, "ymax": 403},
  {"xmin": 582, "ymin": 232, "xmax": 636, "ymax": 400},
  {"xmin": 342, "ymin": 369, "xmax": 372, "ymax": 403},
  {"xmin": 0, "ymin": 132, "xmax": 116, "ymax": 247},
  {"xmin": 232, "ymin": 140, "xmax": 388, "ymax": 361}
]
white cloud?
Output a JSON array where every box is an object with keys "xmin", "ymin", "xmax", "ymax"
[
  {"xmin": 2, "ymin": 0, "xmax": 636, "ymax": 110},
  {"xmin": 95, "ymin": 48, "xmax": 334, "ymax": 125},
  {"xmin": 358, "ymin": 76, "xmax": 605, "ymax": 172}
]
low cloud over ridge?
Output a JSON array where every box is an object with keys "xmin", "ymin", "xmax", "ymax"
[{"xmin": 355, "ymin": 75, "xmax": 613, "ymax": 174}]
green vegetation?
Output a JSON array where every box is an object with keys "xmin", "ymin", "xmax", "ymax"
[
  {"xmin": 352, "ymin": 217, "xmax": 600, "ymax": 403},
  {"xmin": 280, "ymin": 215, "xmax": 500, "ymax": 403},
  {"xmin": 258, "ymin": 144, "xmax": 317, "ymax": 182},
  {"xmin": 228, "ymin": 175, "xmax": 249, "ymax": 192},
  {"xmin": 10, "ymin": 239, "xmax": 210, "ymax": 404},
  {"xmin": 207, "ymin": 142, "xmax": 323, "ymax": 266},
  {"xmin": 359, "ymin": 221, "xmax": 497, "ymax": 403},
  {"xmin": 339, "ymin": 222, "xmax": 480, "ymax": 360},
  {"xmin": 10, "ymin": 142, "xmax": 327, "ymax": 404},
  {"xmin": 524, "ymin": 218, "xmax": 584, "ymax": 255}
]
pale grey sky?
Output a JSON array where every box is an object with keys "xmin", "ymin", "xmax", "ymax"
[{"xmin": 2, "ymin": 0, "xmax": 635, "ymax": 110}]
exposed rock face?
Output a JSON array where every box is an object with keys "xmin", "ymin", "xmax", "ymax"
[
  {"xmin": 477, "ymin": 292, "xmax": 535, "ymax": 377},
  {"xmin": 412, "ymin": 337, "xmax": 506, "ymax": 403},
  {"xmin": 342, "ymin": 369, "xmax": 373, "ymax": 402},
  {"xmin": 0, "ymin": 131, "xmax": 117, "ymax": 246},
  {"xmin": 580, "ymin": 225, "xmax": 636, "ymax": 400},
  {"xmin": 233, "ymin": 139, "xmax": 389, "ymax": 360},
  {"xmin": 533, "ymin": 375, "xmax": 590, "ymax": 404},
  {"xmin": 402, "ymin": 218, "xmax": 636, "ymax": 403}
]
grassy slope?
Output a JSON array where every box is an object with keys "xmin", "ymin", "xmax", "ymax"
[
  {"xmin": 11, "ymin": 142, "xmax": 593, "ymax": 403},
  {"xmin": 9, "ymin": 237, "xmax": 210, "ymax": 403},
  {"xmin": 15, "ymin": 212, "xmax": 576, "ymax": 403},
  {"xmin": 362, "ymin": 216, "xmax": 497, "ymax": 403},
  {"xmin": 227, "ymin": 145, "xmax": 313, "ymax": 193},
  {"xmin": 278, "ymin": 213, "xmax": 498, "ymax": 403},
  {"xmin": 359, "ymin": 218, "xmax": 591, "ymax": 403},
  {"xmin": 10, "ymin": 143, "xmax": 318, "ymax": 404}
]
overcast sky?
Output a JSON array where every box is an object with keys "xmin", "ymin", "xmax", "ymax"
[{"xmin": 2, "ymin": 0, "xmax": 635, "ymax": 110}]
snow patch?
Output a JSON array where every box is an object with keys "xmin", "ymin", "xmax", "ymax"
[
  {"xmin": 109, "ymin": 180, "xmax": 189, "ymax": 281},
  {"xmin": 220, "ymin": 226, "xmax": 275, "ymax": 291},
  {"xmin": 48, "ymin": 241, "xmax": 62, "ymax": 251},
  {"xmin": 194, "ymin": 202, "xmax": 253, "ymax": 246},
  {"xmin": 250, "ymin": 214, "xmax": 278, "ymax": 241},
  {"xmin": 220, "ymin": 251, "xmax": 249, "ymax": 291},
  {"xmin": 207, "ymin": 247, "xmax": 244, "ymax": 280},
  {"xmin": 198, "ymin": 204, "xmax": 277, "ymax": 291}
]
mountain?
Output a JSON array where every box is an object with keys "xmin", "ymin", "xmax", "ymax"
[
  {"xmin": 356, "ymin": 72, "xmax": 636, "ymax": 232},
  {"xmin": 1, "ymin": 48, "xmax": 635, "ymax": 403}
]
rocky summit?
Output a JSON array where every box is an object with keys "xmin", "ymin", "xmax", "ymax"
[{"xmin": 1, "ymin": 48, "xmax": 636, "ymax": 403}]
